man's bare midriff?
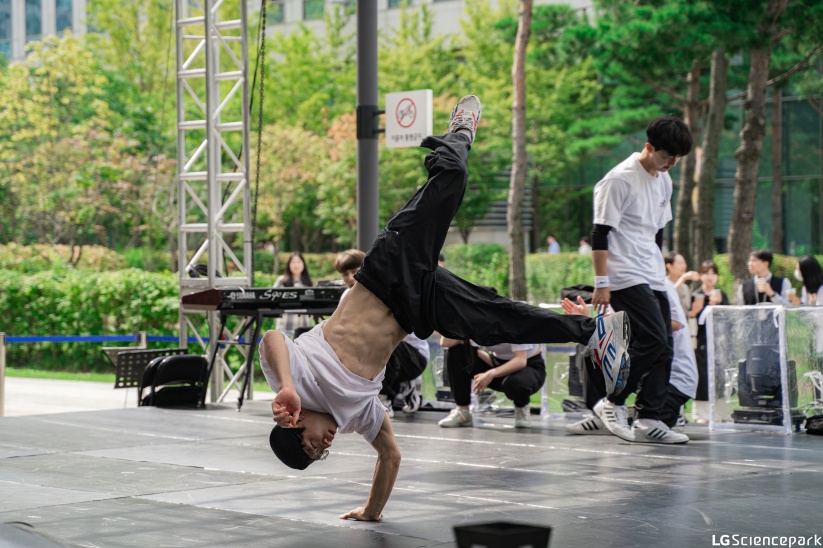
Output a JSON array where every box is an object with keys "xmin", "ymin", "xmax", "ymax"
[{"xmin": 322, "ymin": 282, "xmax": 409, "ymax": 381}]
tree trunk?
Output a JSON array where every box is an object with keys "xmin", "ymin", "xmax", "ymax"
[
  {"xmin": 694, "ymin": 49, "xmax": 728, "ymax": 266},
  {"xmin": 770, "ymin": 88, "xmax": 783, "ymax": 253},
  {"xmin": 507, "ymin": 0, "xmax": 532, "ymax": 301},
  {"xmin": 674, "ymin": 60, "xmax": 702, "ymax": 265},
  {"xmin": 728, "ymin": 47, "xmax": 773, "ymax": 285}
]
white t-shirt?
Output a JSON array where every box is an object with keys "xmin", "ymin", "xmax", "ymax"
[
  {"xmin": 259, "ymin": 323, "xmax": 386, "ymax": 443},
  {"xmin": 471, "ymin": 341, "xmax": 541, "ymax": 360},
  {"xmin": 593, "ymin": 152, "xmax": 672, "ymax": 291},
  {"xmin": 801, "ymin": 284, "xmax": 823, "ymax": 306},
  {"xmin": 665, "ymin": 279, "xmax": 698, "ymax": 398}
]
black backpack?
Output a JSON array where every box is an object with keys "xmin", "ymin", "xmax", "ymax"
[
  {"xmin": 560, "ymin": 284, "xmax": 594, "ymax": 304},
  {"xmin": 138, "ymin": 354, "xmax": 208, "ymax": 407}
]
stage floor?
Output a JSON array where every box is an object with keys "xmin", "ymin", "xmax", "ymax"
[{"xmin": 1, "ymin": 401, "xmax": 822, "ymax": 547}]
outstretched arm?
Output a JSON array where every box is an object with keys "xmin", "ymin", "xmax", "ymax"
[
  {"xmin": 260, "ymin": 330, "xmax": 301, "ymax": 427},
  {"xmin": 340, "ymin": 414, "xmax": 401, "ymax": 522}
]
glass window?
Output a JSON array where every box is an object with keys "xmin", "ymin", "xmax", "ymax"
[
  {"xmin": 26, "ymin": 0, "xmax": 41, "ymax": 42},
  {"xmin": 785, "ymin": 178, "xmax": 823, "ymax": 255},
  {"xmin": 56, "ymin": 0, "xmax": 72, "ymax": 34},
  {"xmin": 303, "ymin": 0, "xmax": 323, "ymax": 20},
  {"xmin": 0, "ymin": 0, "xmax": 11, "ymax": 58},
  {"xmin": 785, "ymin": 99, "xmax": 822, "ymax": 178},
  {"xmin": 266, "ymin": 0, "xmax": 284, "ymax": 24}
]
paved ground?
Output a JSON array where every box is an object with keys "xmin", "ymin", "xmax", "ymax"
[
  {"xmin": 1, "ymin": 377, "xmax": 133, "ymax": 417},
  {"xmin": 1, "ymin": 376, "xmax": 266, "ymax": 418},
  {"xmin": 1, "ymin": 393, "xmax": 823, "ymax": 547}
]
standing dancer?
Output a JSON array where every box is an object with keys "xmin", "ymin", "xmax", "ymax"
[
  {"xmin": 259, "ymin": 95, "xmax": 631, "ymax": 521},
  {"xmin": 580, "ymin": 116, "xmax": 692, "ymax": 443}
]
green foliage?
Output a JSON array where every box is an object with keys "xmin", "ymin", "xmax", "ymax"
[
  {"xmin": 0, "ymin": 244, "xmax": 128, "ymax": 272},
  {"xmin": 444, "ymin": 244, "xmax": 510, "ymax": 294},
  {"xmin": 0, "ymin": 268, "xmax": 178, "ymax": 372},
  {"xmin": 526, "ymin": 253, "xmax": 595, "ymax": 303}
]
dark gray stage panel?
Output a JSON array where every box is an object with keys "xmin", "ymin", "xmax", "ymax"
[
  {"xmin": 0, "ymin": 498, "xmax": 439, "ymax": 548},
  {"xmin": 2, "ymin": 402, "xmax": 823, "ymax": 547}
]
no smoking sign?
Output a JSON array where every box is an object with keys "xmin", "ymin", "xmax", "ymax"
[{"xmin": 385, "ymin": 90, "xmax": 432, "ymax": 149}]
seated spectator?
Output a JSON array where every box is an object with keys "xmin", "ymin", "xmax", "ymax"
[
  {"xmin": 334, "ymin": 249, "xmax": 428, "ymax": 417},
  {"xmin": 438, "ymin": 334, "xmax": 545, "ymax": 429},
  {"xmin": 274, "ymin": 252, "xmax": 314, "ymax": 338},
  {"xmin": 736, "ymin": 249, "xmax": 791, "ymax": 305},
  {"xmin": 665, "ymin": 252, "xmax": 699, "ymax": 317},
  {"xmin": 791, "ymin": 255, "xmax": 823, "ymax": 306},
  {"xmin": 689, "ymin": 260, "xmax": 729, "ymax": 423}
]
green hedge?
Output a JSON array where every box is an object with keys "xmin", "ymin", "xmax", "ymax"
[
  {"xmin": 2, "ymin": 246, "xmax": 818, "ymax": 372},
  {"xmin": 1, "ymin": 269, "xmax": 179, "ymax": 372}
]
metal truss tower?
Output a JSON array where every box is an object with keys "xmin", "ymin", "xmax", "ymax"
[{"xmin": 175, "ymin": 0, "xmax": 251, "ymax": 403}]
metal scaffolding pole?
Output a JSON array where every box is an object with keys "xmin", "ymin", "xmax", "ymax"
[{"xmin": 175, "ymin": 0, "xmax": 251, "ymax": 403}]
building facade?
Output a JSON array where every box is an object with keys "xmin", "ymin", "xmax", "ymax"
[
  {"xmin": 0, "ymin": 0, "xmax": 87, "ymax": 61},
  {"xmin": 259, "ymin": 0, "xmax": 590, "ymax": 39}
]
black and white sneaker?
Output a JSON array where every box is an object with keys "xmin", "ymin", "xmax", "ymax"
[
  {"xmin": 402, "ymin": 376, "xmax": 423, "ymax": 414},
  {"xmin": 565, "ymin": 413, "xmax": 610, "ymax": 435},
  {"xmin": 633, "ymin": 418, "xmax": 689, "ymax": 444}
]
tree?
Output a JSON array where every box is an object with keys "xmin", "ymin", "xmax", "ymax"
[
  {"xmin": 693, "ymin": 49, "xmax": 728, "ymax": 266},
  {"xmin": 507, "ymin": 0, "xmax": 532, "ymax": 302},
  {"xmin": 726, "ymin": 0, "xmax": 823, "ymax": 284},
  {"xmin": 569, "ymin": 1, "xmax": 723, "ymax": 263}
]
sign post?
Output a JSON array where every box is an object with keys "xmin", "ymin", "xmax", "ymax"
[{"xmin": 385, "ymin": 90, "xmax": 433, "ymax": 149}]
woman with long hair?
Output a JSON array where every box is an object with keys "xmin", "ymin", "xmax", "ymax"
[
  {"xmin": 689, "ymin": 260, "xmax": 729, "ymax": 423},
  {"xmin": 794, "ymin": 255, "xmax": 823, "ymax": 306},
  {"xmin": 274, "ymin": 252, "xmax": 315, "ymax": 338},
  {"xmin": 274, "ymin": 252, "xmax": 313, "ymax": 288}
]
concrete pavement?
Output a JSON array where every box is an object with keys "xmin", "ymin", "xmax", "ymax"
[{"xmin": 0, "ymin": 377, "xmax": 271, "ymax": 417}]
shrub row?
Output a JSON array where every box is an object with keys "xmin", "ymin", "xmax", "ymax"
[
  {"xmin": 0, "ymin": 244, "xmax": 129, "ymax": 272},
  {"xmin": 1, "ymin": 246, "xmax": 815, "ymax": 372}
]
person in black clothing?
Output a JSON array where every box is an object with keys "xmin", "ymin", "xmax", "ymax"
[{"xmin": 735, "ymin": 249, "xmax": 791, "ymax": 305}]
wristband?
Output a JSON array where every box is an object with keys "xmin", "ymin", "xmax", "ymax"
[{"xmin": 594, "ymin": 276, "xmax": 609, "ymax": 289}]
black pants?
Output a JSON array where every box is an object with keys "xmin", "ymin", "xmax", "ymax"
[
  {"xmin": 446, "ymin": 342, "xmax": 546, "ymax": 408},
  {"xmin": 381, "ymin": 341, "xmax": 428, "ymax": 398},
  {"xmin": 608, "ymin": 284, "xmax": 673, "ymax": 420},
  {"xmin": 355, "ymin": 132, "xmax": 595, "ymax": 347}
]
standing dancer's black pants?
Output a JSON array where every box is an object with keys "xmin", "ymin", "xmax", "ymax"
[
  {"xmin": 355, "ymin": 132, "xmax": 595, "ymax": 348},
  {"xmin": 608, "ymin": 285, "xmax": 673, "ymax": 421}
]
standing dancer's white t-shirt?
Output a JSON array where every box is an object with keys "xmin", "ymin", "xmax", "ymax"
[{"xmin": 593, "ymin": 152, "xmax": 673, "ymax": 291}]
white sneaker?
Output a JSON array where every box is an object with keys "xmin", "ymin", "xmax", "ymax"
[
  {"xmin": 448, "ymin": 95, "xmax": 482, "ymax": 143},
  {"xmin": 438, "ymin": 408, "xmax": 473, "ymax": 428},
  {"xmin": 593, "ymin": 398, "xmax": 634, "ymax": 441},
  {"xmin": 586, "ymin": 312, "xmax": 631, "ymax": 396},
  {"xmin": 565, "ymin": 413, "xmax": 611, "ymax": 435},
  {"xmin": 379, "ymin": 394, "xmax": 394, "ymax": 419},
  {"xmin": 514, "ymin": 406, "xmax": 531, "ymax": 428},
  {"xmin": 633, "ymin": 418, "xmax": 689, "ymax": 444}
]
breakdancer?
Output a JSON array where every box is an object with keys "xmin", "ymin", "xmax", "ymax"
[{"xmin": 258, "ymin": 95, "xmax": 630, "ymax": 522}]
